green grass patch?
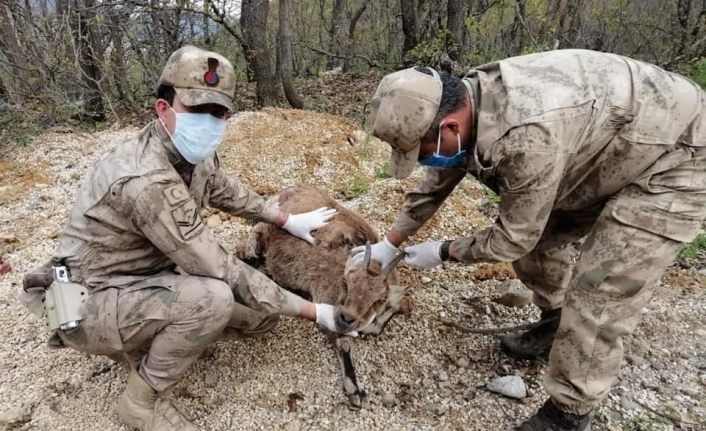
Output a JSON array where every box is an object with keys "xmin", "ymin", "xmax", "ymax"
[
  {"xmin": 375, "ymin": 162, "xmax": 391, "ymax": 179},
  {"xmin": 357, "ymin": 127, "xmax": 372, "ymax": 161},
  {"xmin": 619, "ymin": 412, "xmax": 666, "ymax": 431},
  {"xmin": 679, "ymin": 232, "xmax": 706, "ymax": 261},
  {"xmin": 338, "ymin": 178, "xmax": 370, "ymax": 200},
  {"xmin": 484, "ymin": 186, "xmax": 501, "ymax": 205}
]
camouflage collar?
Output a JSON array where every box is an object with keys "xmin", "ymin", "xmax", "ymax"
[{"xmin": 462, "ymin": 75, "xmax": 481, "ymax": 176}]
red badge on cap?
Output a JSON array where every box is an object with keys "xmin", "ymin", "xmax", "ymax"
[{"xmin": 204, "ymin": 58, "xmax": 219, "ymax": 87}]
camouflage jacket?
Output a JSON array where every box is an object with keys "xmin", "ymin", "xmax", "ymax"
[
  {"xmin": 55, "ymin": 120, "xmax": 279, "ymax": 290},
  {"xmin": 393, "ymin": 49, "xmax": 706, "ymax": 263}
]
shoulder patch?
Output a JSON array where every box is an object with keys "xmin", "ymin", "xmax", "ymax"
[
  {"xmin": 171, "ymin": 198, "xmax": 204, "ymax": 240},
  {"xmin": 163, "ymin": 183, "xmax": 190, "ymax": 206}
]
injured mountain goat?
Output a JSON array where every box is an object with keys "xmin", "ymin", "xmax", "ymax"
[{"xmin": 237, "ymin": 185, "xmax": 408, "ymax": 408}]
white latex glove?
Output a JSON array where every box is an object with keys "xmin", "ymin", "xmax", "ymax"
[
  {"xmin": 314, "ymin": 303, "xmax": 337, "ymax": 332},
  {"xmin": 283, "ymin": 207, "xmax": 337, "ymax": 244},
  {"xmin": 314, "ymin": 303, "xmax": 359, "ymax": 336},
  {"xmin": 404, "ymin": 240, "xmax": 443, "ymax": 268},
  {"xmin": 350, "ymin": 238, "xmax": 397, "ymax": 267}
]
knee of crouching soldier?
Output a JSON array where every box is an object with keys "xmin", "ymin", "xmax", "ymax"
[{"xmin": 197, "ymin": 278, "xmax": 234, "ymax": 327}]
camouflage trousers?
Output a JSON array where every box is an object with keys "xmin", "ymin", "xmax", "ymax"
[
  {"xmin": 513, "ymin": 143, "xmax": 706, "ymax": 415},
  {"xmin": 59, "ymin": 271, "xmax": 281, "ymax": 392}
]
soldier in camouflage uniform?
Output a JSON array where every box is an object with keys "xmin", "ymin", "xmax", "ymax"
[
  {"xmin": 22, "ymin": 46, "xmax": 343, "ymax": 431},
  {"xmin": 356, "ymin": 50, "xmax": 706, "ymax": 430}
]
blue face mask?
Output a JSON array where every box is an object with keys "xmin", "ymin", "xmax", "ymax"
[
  {"xmin": 419, "ymin": 121, "xmax": 467, "ymax": 169},
  {"xmin": 161, "ymin": 106, "xmax": 226, "ymax": 165}
]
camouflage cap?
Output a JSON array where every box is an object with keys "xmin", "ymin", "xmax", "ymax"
[
  {"xmin": 156, "ymin": 45, "xmax": 236, "ymax": 111},
  {"xmin": 367, "ymin": 67, "xmax": 442, "ymax": 179}
]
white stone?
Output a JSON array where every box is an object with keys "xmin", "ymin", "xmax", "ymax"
[{"xmin": 486, "ymin": 375, "xmax": 527, "ymax": 399}]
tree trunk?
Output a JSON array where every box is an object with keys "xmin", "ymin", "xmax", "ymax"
[
  {"xmin": 277, "ymin": 0, "xmax": 303, "ymax": 108},
  {"xmin": 0, "ymin": 3, "xmax": 27, "ymax": 101},
  {"xmin": 108, "ymin": 8, "xmax": 131, "ymax": 103},
  {"xmin": 70, "ymin": 0, "xmax": 105, "ymax": 121},
  {"xmin": 447, "ymin": 0, "xmax": 464, "ymax": 62},
  {"xmin": 677, "ymin": 0, "xmax": 694, "ymax": 56},
  {"xmin": 327, "ymin": 0, "xmax": 346, "ymax": 69},
  {"xmin": 241, "ymin": 0, "xmax": 280, "ymax": 107},
  {"xmin": 552, "ymin": 0, "xmax": 582, "ymax": 49},
  {"xmin": 509, "ymin": 0, "xmax": 526, "ymax": 56},
  {"xmin": 203, "ymin": 0, "xmax": 212, "ymax": 46},
  {"xmin": 342, "ymin": 0, "xmax": 370, "ymax": 72},
  {"xmin": 401, "ymin": 0, "xmax": 420, "ymax": 56}
]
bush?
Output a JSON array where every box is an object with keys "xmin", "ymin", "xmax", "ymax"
[
  {"xmin": 688, "ymin": 58, "xmax": 706, "ymax": 89},
  {"xmin": 679, "ymin": 232, "xmax": 706, "ymax": 262}
]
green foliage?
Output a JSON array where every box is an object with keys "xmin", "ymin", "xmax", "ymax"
[
  {"xmin": 406, "ymin": 31, "xmax": 452, "ymax": 68},
  {"xmin": 618, "ymin": 412, "xmax": 666, "ymax": 431},
  {"xmin": 339, "ymin": 178, "xmax": 370, "ymax": 199},
  {"xmin": 519, "ymin": 43, "xmax": 552, "ymax": 56},
  {"xmin": 679, "ymin": 233, "xmax": 706, "ymax": 261},
  {"xmin": 688, "ymin": 58, "xmax": 706, "ymax": 90},
  {"xmin": 484, "ymin": 187, "xmax": 501, "ymax": 205},
  {"xmin": 0, "ymin": 111, "xmax": 40, "ymax": 157},
  {"xmin": 18, "ymin": 133, "xmax": 35, "ymax": 147},
  {"xmin": 357, "ymin": 124, "xmax": 373, "ymax": 161},
  {"xmin": 374, "ymin": 162, "xmax": 391, "ymax": 179}
]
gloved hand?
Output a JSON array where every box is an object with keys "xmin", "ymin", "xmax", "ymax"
[
  {"xmin": 314, "ymin": 303, "xmax": 337, "ymax": 332},
  {"xmin": 404, "ymin": 240, "xmax": 443, "ymax": 268},
  {"xmin": 283, "ymin": 207, "xmax": 337, "ymax": 244},
  {"xmin": 314, "ymin": 303, "xmax": 359, "ymax": 336},
  {"xmin": 350, "ymin": 238, "xmax": 398, "ymax": 267}
]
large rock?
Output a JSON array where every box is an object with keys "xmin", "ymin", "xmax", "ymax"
[
  {"xmin": 493, "ymin": 279, "xmax": 533, "ymax": 308},
  {"xmin": 486, "ymin": 375, "xmax": 527, "ymax": 399},
  {"xmin": 0, "ymin": 406, "xmax": 30, "ymax": 427}
]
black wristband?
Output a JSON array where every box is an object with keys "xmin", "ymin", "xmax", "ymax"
[{"xmin": 440, "ymin": 240, "xmax": 454, "ymax": 261}]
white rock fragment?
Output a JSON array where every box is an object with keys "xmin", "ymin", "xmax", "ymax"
[
  {"xmin": 493, "ymin": 279, "xmax": 532, "ymax": 308},
  {"xmin": 206, "ymin": 214, "xmax": 222, "ymax": 227},
  {"xmin": 486, "ymin": 375, "xmax": 527, "ymax": 399},
  {"xmin": 0, "ymin": 406, "xmax": 29, "ymax": 426},
  {"xmin": 382, "ymin": 392, "xmax": 396, "ymax": 408}
]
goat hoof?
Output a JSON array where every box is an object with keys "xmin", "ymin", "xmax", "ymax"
[{"xmin": 347, "ymin": 390, "xmax": 368, "ymax": 410}]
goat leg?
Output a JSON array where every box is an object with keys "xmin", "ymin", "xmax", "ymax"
[
  {"xmin": 327, "ymin": 332, "xmax": 367, "ymax": 409},
  {"xmin": 364, "ymin": 285, "xmax": 409, "ymax": 335},
  {"xmin": 364, "ymin": 303, "xmax": 398, "ymax": 335}
]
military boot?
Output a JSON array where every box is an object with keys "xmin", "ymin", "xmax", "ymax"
[
  {"xmin": 117, "ymin": 369, "xmax": 198, "ymax": 431},
  {"xmin": 501, "ymin": 308, "xmax": 561, "ymax": 359},
  {"xmin": 515, "ymin": 399, "xmax": 590, "ymax": 430}
]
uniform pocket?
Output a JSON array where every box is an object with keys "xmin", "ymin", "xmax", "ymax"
[
  {"xmin": 515, "ymin": 100, "xmax": 595, "ymax": 154},
  {"xmin": 611, "ymin": 201, "xmax": 703, "ymax": 243}
]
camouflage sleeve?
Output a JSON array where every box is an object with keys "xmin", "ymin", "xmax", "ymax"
[
  {"xmin": 391, "ymin": 168, "xmax": 467, "ymax": 237},
  {"xmin": 207, "ymin": 156, "xmax": 279, "ymax": 224},
  {"xmin": 129, "ymin": 180, "xmax": 300, "ymax": 315},
  {"xmin": 453, "ymin": 127, "xmax": 568, "ymax": 263}
]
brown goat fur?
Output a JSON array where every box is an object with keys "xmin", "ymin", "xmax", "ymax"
[
  {"xmin": 239, "ymin": 185, "xmax": 406, "ymax": 335},
  {"xmin": 237, "ymin": 185, "xmax": 408, "ymax": 407}
]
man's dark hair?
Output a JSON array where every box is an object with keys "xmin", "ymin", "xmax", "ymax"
[
  {"xmin": 156, "ymin": 84, "xmax": 176, "ymax": 105},
  {"xmin": 415, "ymin": 67, "xmax": 466, "ymax": 141}
]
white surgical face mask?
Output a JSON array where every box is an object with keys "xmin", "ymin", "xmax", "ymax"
[{"xmin": 160, "ymin": 105, "xmax": 226, "ymax": 164}]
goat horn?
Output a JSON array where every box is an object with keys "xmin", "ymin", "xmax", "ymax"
[
  {"xmin": 362, "ymin": 241, "xmax": 372, "ymax": 269},
  {"xmin": 381, "ymin": 251, "xmax": 406, "ymax": 277}
]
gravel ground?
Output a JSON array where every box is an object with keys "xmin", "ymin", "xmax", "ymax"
[{"xmin": 0, "ymin": 109, "xmax": 704, "ymax": 431}]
